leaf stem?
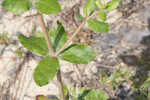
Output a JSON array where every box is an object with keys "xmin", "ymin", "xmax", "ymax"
[
  {"xmin": 37, "ymin": 13, "xmax": 66, "ymax": 100},
  {"xmin": 55, "ymin": 16, "xmax": 88, "ymax": 57},
  {"xmin": 37, "ymin": 13, "xmax": 55, "ymax": 57}
]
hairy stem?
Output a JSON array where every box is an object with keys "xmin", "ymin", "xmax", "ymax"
[
  {"xmin": 38, "ymin": 13, "xmax": 66, "ymax": 100},
  {"xmin": 55, "ymin": 16, "xmax": 88, "ymax": 56},
  {"xmin": 37, "ymin": 13, "xmax": 55, "ymax": 57}
]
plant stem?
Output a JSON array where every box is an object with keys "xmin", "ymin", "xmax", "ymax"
[
  {"xmin": 55, "ymin": 16, "xmax": 88, "ymax": 56},
  {"xmin": 37, "ymin": 13, "xmax": 66, "ymax": 100},
  {"xmin": 57, "ymin": 69, "xmax": 66, "ymax": 100},
  {"xmin": 37, "ymin": 13, "xmax": 55, "ymax": 57}
]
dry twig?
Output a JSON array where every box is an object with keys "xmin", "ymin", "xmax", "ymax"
[{"xmin": 55, "ymin": 16, "xmax": 88, "ymax": 56}]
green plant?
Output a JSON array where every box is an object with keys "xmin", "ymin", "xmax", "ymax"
[
  {"xmin": 2, "ymin": 0, "xmax": 120, "ymax": 100},
  {"xmin": 99, "ymin": 65, "xmax": 133, "ymax": 91},
  {"xmin": 133, "ymin": 73, "xmax": 150, "ymax": 100},
  {"xmin": 0, "ymin": 32, "xmax": 10, "ymax": 45},
  {"xmin": 70, "ymin": 87, "xmax": 109, "ymax": 100},
  {"xmin": 15, "ymin": 49, "xmax": 23, "ymax": 58},
  {"xmin": 36, "ymin": 95, "xmax": 55, "ymax": 100},
  {"xmin": 36, "ymin": 87, "xmax": 109, "ymax": 100}
]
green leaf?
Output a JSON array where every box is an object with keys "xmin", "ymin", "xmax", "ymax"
[
  {"xmin": 148, "ymin": 92, "xmax": 150, "ymax": 100},
  {"xmin": 18, "ymin": 34, "xmax": 48, "ymax": 55},
  {"xmin": 83, "ymin": 0, "xmax": 97, "ymax": 16},
  {"xmin": 36, "ymin": 0, "xmax": 61, "ymax": 14},
  {"xmin": 36, "ymin": 95, "xmax": 48, "ymax": 100},
  {"xmin": 15, "ymin": 49, "xmax": 23, "ymax": 58},
  {"xmin": 62, "ymin": 83, "xmax": 69, "ymax": 96},
  {"xmin": 140, "ymin": 74, "xmax": 150, "ymax": 89},
  {"xmin": 2, "ymin": 0, "xmax": 31, "ymax": 14},
  {"xmin": 87, "ymin": 20, "xmax": 109, "ymax": 33},
  {"xmin": 36, "ymin": 95, "xmax": 54, "ymax": 100},
  {"xmin": 96, "ymin": 0, "xmax": 105, "ymax": 9},
  {"xmin": 78, "ymin": 88, "xmax": 86, "ymax": 97},
  {"xmin": 34, "ymin": 56, "xmax": 59, "ymax": 86},
  {"xmin": 0, "ymin": 32, "xmax": 9, "ymax": 45},
  {"xmin": 49, "ymin": 22, "xmax": 67, "ymax": 51},
  {"xmin": 135, "ymin": 92, "xmax": 148, "ymax": 100},
  {"xmin": 60, "ymin": 44, "xmax": 97, "ymax": 64},
  {"xmin": 105, "ymin": 0, "xmax": 120, "ymax": 12},
  {"xmin": 79, "ymin": 90, "xmax": 109, "ymax": 100},
  {"xmin": 99, "ymin": 10, "xmax": 107, "ymax": 21},
  {"xmin": 71, "ymin": 87, "xmax": 77, "ymax": 99}
]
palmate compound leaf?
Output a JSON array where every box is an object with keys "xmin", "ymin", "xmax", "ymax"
[
  {"xmin": 35, "ymin": 0, "xmax": 61, "ymax": 14},
  {"xmin": 18, "ymin": 34, "xmax": 48, "ymax": 56},
  {"xmin": 2, "ymin": 0, "xmax": 31, "ymax": 14},
  {"xmin": 49, "ymin": 22, "xmax": 67, "ymax": 51},
  {"xmin": 78, "ymin": 90, "xmax": 109, "ymax": 100},
  {"xmin": 34, "ymin": 56, "xmax": 59, "ymax": 86},
  {"xmin": 83, "ymin": 0, "xmax": 97, "ymax": 16},
  {"xmin": 88, "ymin": 19, "xmax": 109, "ymax": 33},
  {"xmin": 60, "ymin": 44, "xmax": 97, "ymax": 64}
]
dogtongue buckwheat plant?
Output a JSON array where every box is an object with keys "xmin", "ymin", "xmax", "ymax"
[{"xmin": 2, "ymin": 0, "xmax": 120, "ymax": 100}]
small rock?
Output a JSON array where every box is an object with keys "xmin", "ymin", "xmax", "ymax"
[
  {"xmin": 94, "ymin": 34, "xmax": 121, "ymax": 50},
  {"xmin": 121, "ymin": 26, "xmax": 150, "ymax": 48}
]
